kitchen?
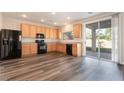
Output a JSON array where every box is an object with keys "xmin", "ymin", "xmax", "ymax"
[
  {"xmin": 0, "ymin": 12, "xmax": 83, "ymax": 60},
  {"xmin": 0, "ymin": 12, "xmax": 124, "ymax": 81}
]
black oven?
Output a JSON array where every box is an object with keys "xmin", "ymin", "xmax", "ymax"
[
  {"xmin": 36, "ymin": 33, "xmax": 47, "ymax": 54},
  {"xmin": 38, "ymin": 43, "xmax": 47, "ymax": 54}
]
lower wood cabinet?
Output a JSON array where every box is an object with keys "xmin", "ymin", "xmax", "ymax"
[
  {"xmin": 22, "ymin": 43, "xmax": 37, "ymax": 57},
  {"xmin": 72, "ymin": 43, "xmax": 82, "ymax": 57},
  {"xmin": 22, "ymin": 44, "xmax": 30, "ymax": 56},
  {"xmin": 72, "ymin": 44, "xmax": 77, "ymax": 56},
  {"xmin": 30, "ymin": 43, "xmax": 37, "ymax": 54},
  {"xmin": 47, "ymin": 43, "xmax": 56, "ymax": 52},
  {"xmin": 56, "ymin": 43, "xmax": 66, "ymax": 54}
]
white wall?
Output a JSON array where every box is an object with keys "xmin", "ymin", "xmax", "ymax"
[
  {"xmin": 118, "ymin": 13, "xmax": 124, "ymax": 64},
  {"xmin": 0, "ymin": 13, "xmax": 2, "ymax": 30}
]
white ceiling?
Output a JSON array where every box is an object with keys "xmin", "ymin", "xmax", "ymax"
[{"xmin": 2, "ymin": 12, "xmax": 101, "ymax": 27}]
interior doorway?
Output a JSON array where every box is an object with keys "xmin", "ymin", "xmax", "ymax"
[{"xmin": 85, "ymin": 19, "xmax": 112, "ymax": 60}]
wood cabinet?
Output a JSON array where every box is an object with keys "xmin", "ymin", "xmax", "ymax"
[
  {"xmin": 37, "ymin": 26, "xmax": 45, "ymax": 35},
  {"xmin": 22, "ymin": 43, "xmax": 37, "ymax": 57},
  {"xmin": 72, "ymin": 44, "xmax": 77, "ymax": 56},
  {"xmin": 50, "ymin": 28, "xmax": 54, "ymax": 39},
  {"xmin": 41, "ymin": 26, "xmax": 45, "ymax": 34},
  {"xmin": 30, "ymin": 25, "xmax": 36, "ymax": 38},
  {"xmin": 45, "ymin": 27, "xmax": 50, "ymax": 39},
  {"xmin": 30, "ymin": 43, "xmax": 37, "ymax": 54},
  {"xmin": 47, "ymin": 43, "xmax": 56, "ymax": 52},
  {"xmin": 21, "ymin": 24, "xmax": 30, "ymax": 37},
  {"xmin": 21, "ymin": 24, "xmax": 36, "ymax": 38},
  {"xmin": 73, "ymin": 24, "xmax": 82, "ymax": 38},
  {"xmin": 51, "ymin": 44, "xmax": 56, "ymax": 51},
  {"xmin": 37, "ymin": 26, "xmax": 41, "ymax": 33},
  {"xmin": 53, "ymin": 29, "xmax": 57, "ymax": 39},
  {"xmin": 22, "ymin": 44, "xmax": 30, "ymax": 56},
  {"xmin": 56, "ymin": 43, "xmax": 66, "ymax": 53},
  {"xmin": 47, "ymin": 44, "xmax": 51, "ymax": 52},
  {"xmin": 72, "ymin": 43, "xmax": 82, "ymax": 56},
  {"xmin": 56, "ymin": 29, "xmax": 61, "ymax": 39}
]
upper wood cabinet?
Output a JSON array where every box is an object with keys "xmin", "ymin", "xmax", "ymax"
[
  {"xmin": 45, "ymin": 27, "xmax": 50, "ymax": 39},
  {"xmin": 53, "ymin": 29, "xmax": 57, "ymax": 39},
  {"xmin": 56, "ymin": 29, "xmax": 61, "ymax": 39},
  {"xmin": 37, "ymin": 26, "xmax": 41, "ymax": 33},
  {"xmin": 21, "ymin": 24, "xmax": 36, "ymax": 38},
  {"xmin": 73, "ymin": 24, "xmax": 82, "ymax": 38},
  {"xmin": 41, "ymin": 26, "xmax": 45, "ymax": 34},
  {"xmin": 37, "ymin": 26, "xmax": 45, "ymax": 35},
  {"xmin": 50, "ymin": 28, "xmax": 54, "ymax": 39},
  {"xmin": 21, "ymin": 24, "xmax": 30, "ymax": 37},
  {"xmin": 30, "ymin": 25, "xmax": 36, "ymax": 38}
]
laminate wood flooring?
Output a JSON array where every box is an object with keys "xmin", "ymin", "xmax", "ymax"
[{"xmin": 0, "ymin": 52, "xmax": 124, "ymax": 81}]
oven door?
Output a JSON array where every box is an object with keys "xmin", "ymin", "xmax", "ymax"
[{"xmin": 38, "ymin": 43, "xmax": 47, "ymax": 54}]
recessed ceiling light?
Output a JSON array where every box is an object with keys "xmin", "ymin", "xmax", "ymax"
[
  {"xmin": 67, "ymin": 16, "xmax": 71, "ymax": 20},
  {"xmin": 22, "ymin": 14, "xmax": 27, "ymax": 18},
  {"xmin": 54, "ymin": 22, "xmax": 57, "ymax": 25},
  {"xmin": 52, "ymin": 12, "xmax": 56, "ymax": 15},
  {"xmin": 41, "ymin": 19, "xmax": 44, "ymax": 22}
]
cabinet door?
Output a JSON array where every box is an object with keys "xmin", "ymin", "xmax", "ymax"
[
  {"xmin": 73, "ymin": 24, "xmax": 82, "ymax": 38},
  {"xmin": 47, "ymin": 44, "xmax": 51, "ymax": 52},
  {"xmin": 21, "ymin": 24, "xmax": 30, "ymax": 37},
  {"xmin": 30, "ymin": 43, "xmax": 37, "ymax": 54},
  {"xmin": 53, "ymin": 29, "xmax": 57, "ymax": 39},
  {"xmin": 50, "ymin": 28, "xmax": 54, "ymax": 39},
  {"xmin": 46, "ymin": 27, "xmax": 50, "ymax": 39},
  {"xmin": 72, "ymin": 44, "xmax": 77, "ymax": 56},
  {"xmin": 37, "ymin": 26, "xmax": 41, "ymax": 34},
  {"xmin": 62, "ymin": 44, "xmax": 66, "ymax": 53},
  {"xmin": 22, "ymin": 44, "xmax": 30, "ymax": 56},
  {"xmin": 57, "ymin": 43, "xmax": 62, "ymax": 52},
  {"xmin": 30, "ymin": 25, "xmax": 36, "ymax": 38},
  {"xmin": 56, "ymin": 29, "xmax": 61, "ymax": 39},
  {"xmin": 41, "ymin": 26, "xmax": 45, "ymax": 34},
  {"xmin": 51, "ymin": 43, "xmax": 56, "ymax": 51}
]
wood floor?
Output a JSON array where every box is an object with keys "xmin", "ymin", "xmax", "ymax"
[{"xmin": 0, "ymin": 52, "xmax": 124, "ymax": 81}]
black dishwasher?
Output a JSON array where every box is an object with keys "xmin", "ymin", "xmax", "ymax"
[{"xmin": 66, "ymin": 44, "xmax": 72, "ymax": 55}]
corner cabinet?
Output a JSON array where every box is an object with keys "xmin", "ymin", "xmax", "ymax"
[{"xmin": 73, "ymin": 24, "xmax": 82, "ymax": 38}]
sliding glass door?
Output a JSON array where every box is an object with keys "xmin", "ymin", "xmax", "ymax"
[{"xmin": 86, "ymin": 19, "xmax": 112, "ymax": 60}]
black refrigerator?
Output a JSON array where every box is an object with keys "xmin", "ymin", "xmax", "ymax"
[{"xmin": 0, "ymin": 29, "xmax": 21, "ymax": 60}]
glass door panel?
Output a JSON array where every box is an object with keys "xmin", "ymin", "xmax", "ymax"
[{"xmin": 86, "ymin": 19, "xmax": 112, "ymax": 60}]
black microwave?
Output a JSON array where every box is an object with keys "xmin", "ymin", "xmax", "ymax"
[{"xmin": 36, "ymin": 34, "xmax": 45, "ymax": 38}]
